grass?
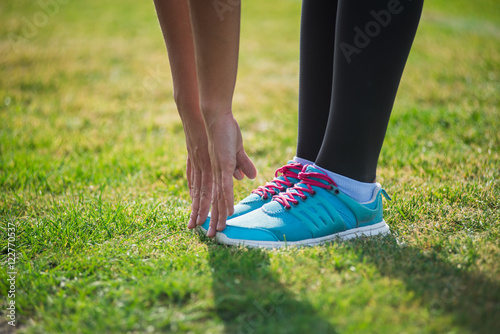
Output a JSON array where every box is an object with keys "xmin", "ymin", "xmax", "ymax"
[{"xmin": 1, "ymin": 0, "xmax": 499, "ymax": 333}]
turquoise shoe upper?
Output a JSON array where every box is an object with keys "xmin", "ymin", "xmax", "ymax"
[
  {"xmin": 220, "ymin": 165, "xmax": 389, "ymax": 242},
  {"xmin": 199, "ymin": 161, "xmax": 303, "ymax": 231}
]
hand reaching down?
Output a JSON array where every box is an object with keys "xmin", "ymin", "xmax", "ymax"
[{"xmin": 204, "ymin": 113, "xmax": 257, "ymax": 237}]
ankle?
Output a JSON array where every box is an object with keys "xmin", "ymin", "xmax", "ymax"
[{"xmin": 313, "ymin": 164, "xmax": 378, "ymax": 202}]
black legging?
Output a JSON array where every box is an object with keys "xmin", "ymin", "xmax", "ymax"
[{"xmin": 296, "ymin": 0, "xmax": 424, "ymax": 182}]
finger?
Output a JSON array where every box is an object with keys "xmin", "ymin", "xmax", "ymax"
[
  {"xmin": 223, "ymin": 171, "xmax": 234, "ymax": 217},
  {"xmin": 217, "ymin": 179, "xmax": 228, "ymax": 232},
  {"xmin": 233, "ymin": 166, "xmax": 244, "ymax": 180},
  {"xmin": 236, "ymin": 149, "xmax": 257, "ymax": 179},
  {"xmin": 186, "ymin": 156, "xmax": 193, "ymax": 198},
  {"xmin": 188, "ymin": 168, "xmax": 202, "ymax": 229},
  {"xmin": 233, "ymin": 166, "xmax": 244, "ymax": 179},
  {"xmin": 186, "ymin": 157, "xmax": 196, "ymax": 229},
  {"xmin": 196, "ymin": 170, "xmax": 213, "ymax": 225},
  {"xmin": 208, "ymin": 186, "xmax": 218, "ymax": 238},
  {"xmin": 217, "ymin": 171, "xmax": 233, "ymax": 231},
  {"xmin": 190, "ymin": 159, "xmax": 197, "ymax": 201}
]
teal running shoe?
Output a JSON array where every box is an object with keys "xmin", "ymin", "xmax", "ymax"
[
  {"xmin": 214, "ymin": 165, "xmax": 391, "ymax": 248},
  {"xmin": 196, "ymin": 161, "xmax": 303, "ymax": 235}
]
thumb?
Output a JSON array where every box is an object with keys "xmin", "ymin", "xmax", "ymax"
[
  {"xmin": 236, "ymin": 149, "xmax": 257, "ymax": 179},
  {"xmin": 233, "ymin": 166, "xmax": 245, "ymax": 180}
]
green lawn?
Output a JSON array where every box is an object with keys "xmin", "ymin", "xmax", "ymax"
[{"xmin": 1, "ymin": 0, "xmax": 499, "ymax": 333}]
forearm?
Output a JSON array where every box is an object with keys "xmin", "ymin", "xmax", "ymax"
[
  {"xmin": 187, "ymin": 0, "xmax": 241, "ymax": 126},
  {"xmin": 153, "ymin": 0, "xmax": 202, "ymax": 127}
]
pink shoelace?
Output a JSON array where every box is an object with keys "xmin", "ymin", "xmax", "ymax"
[
  {"xmin": 273, "ymin": 169, "xmax": 339, "ymax": 209},
  {"xmin": 252, "ymin": 162, "xmax": 302, "ymax": 200}
]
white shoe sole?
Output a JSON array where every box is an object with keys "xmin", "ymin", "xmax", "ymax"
[{"xmin": 198, "ymin": 221, "xmax": 390, "ymax": 249}]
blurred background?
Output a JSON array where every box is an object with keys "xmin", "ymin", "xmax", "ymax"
[
  {"xmin": 1, "ymin": 1, "xmax": 499, "ymax": 333},
  {"xmin": 1, "ymin": 0, "xmax": 498, "ymax": 196}
]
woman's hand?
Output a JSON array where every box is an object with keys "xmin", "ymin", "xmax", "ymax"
[
  {"xmin": 205, "ymin": 112, "xmax": 256, "ymax": 237},
  {"xmin": 183, "ymin": 118, "xmax": 214, "ymax": 230}
]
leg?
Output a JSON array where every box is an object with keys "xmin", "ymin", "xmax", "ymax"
[
  {"xmin": 209, "ymin": 0, "xmax": 424, "ymax": 247},
  {"xmin": 296, "ymin": 0, "xmax": 338, "ymax": 163},
  {"xmin": 154, "ymin": 0, "xmax": 212, "ymax": 230},
  {"xmin": 315, "ymin": 0, "xmax": 424, "ymax": 182}
]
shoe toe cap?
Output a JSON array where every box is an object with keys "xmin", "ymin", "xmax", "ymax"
[
  {"xmin": 219, "ymin": 224, "xmax": 279, "ymax": 242},
  {"xmin": 197, "ymin": 197, "xmax": 268, "ymax": 234}
]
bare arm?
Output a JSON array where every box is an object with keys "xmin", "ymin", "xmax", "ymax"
[
  {"xmin": 154, "ymin": 0, "xmax": 212, "ymax": 230},
  {"xmin": 188, "ymin": 0, "xmax": 256, "ymax": 236},
  {"xmin": 154, "ymin": 0, "xmax": 256, "ymax": 237}
]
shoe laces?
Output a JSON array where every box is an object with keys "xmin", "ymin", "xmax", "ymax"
[
  {"xmin": 252, "ymin": 162, "xmax": 302, "ymax": 200},
  {"xmin": 273, "ymin": 168, "xmax": 338, "ymax": 209}
]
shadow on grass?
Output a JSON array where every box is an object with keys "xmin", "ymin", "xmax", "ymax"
[
  {"xmin": 206, "ymin": 235, "xmax": 499, "ymax": 333},
  {"xmin": 207, "ymin": 244, "xmax": 336, "ymax": 334},
  {"xmin": 355, "ymin": 236, "xmax": 500, "ymax": 332}
]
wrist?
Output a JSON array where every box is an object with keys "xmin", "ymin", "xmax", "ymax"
[
  {"xmin": 175, "ymin": 101, "xmax": 205, "ymax": 132},
  {"xmin": 201, "ymin": 106, "xmax": 234, "ymax": 131}
]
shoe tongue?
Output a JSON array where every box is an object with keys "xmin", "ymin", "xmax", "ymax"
[
  {"xmin": 244, "ymin": 161, "xmax": 303, "ymax": 202},
  {"xmin": 274, "ymin": 173, "xmax": 300, "ymax": 185},
  {"xmin": 267, "ymin": 165, "xmax": 333, "ymax": 210},
  {"xmin": 283, "ymin": 165, "xmax": 331, "ymax": 194},
  {"xmin": 286, "ymin": 160, "xmax": 303, "ymax": 174},
  {"xmin": 299, "ymin": 165, "xmax": 331, "ymax": 186},
  {"xmin": 269, "ymin": 161, "xmax": 302, "ymax": 185},
  {"xmin": 304, "ymin": 165, "xmax": 323, "ymax": 174}
]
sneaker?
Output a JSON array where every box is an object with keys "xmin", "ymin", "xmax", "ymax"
[
  {"xmin": 196, "ymin": 161, "xmax": 303, "ymax": 235},
  {"xmin": 213, "ymin": 165, "xmax": 391, "ymax": 248}
]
